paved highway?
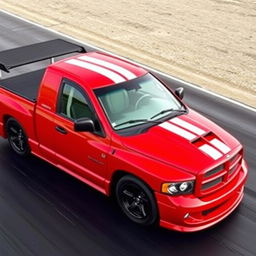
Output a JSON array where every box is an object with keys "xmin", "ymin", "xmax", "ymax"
[{"xmin": 0, "ymin": 11, "xmax": 255, "ymax": 256}]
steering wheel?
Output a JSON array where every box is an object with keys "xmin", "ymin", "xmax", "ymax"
[{"xmin": 135, "ymin": 94, "xmax": 151, "ymax": 109}]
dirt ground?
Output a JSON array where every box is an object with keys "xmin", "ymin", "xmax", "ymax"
[{"xmin": 1, "ymin": 0, "xmax": 256, "ymax": 107}]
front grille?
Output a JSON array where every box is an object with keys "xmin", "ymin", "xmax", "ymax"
[{"xmin": 198, "ymin": 150, "xmax": 242, "ymax": 195}]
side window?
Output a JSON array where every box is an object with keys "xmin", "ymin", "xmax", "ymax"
[{"xmin": 58, "ymin": 82, "xmax": 93, "ymax": 120}]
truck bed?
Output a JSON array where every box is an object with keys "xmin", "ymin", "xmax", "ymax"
[{"xmin": 0, "ymin": 68, "xmax": 45, "ymax": 102}]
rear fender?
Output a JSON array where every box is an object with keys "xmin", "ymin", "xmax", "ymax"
[{"xmin": 0, "ymin": 91, "xmax": 35, "ymax": 140}]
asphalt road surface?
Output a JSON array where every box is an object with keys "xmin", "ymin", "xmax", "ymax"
[{"xmin": 0, "ymin": 11, "xmax": 255, "ymax": 256}]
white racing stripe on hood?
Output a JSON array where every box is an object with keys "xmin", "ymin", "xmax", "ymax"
[
  {"xmin": 78, "ymin": 56, "xmax": 136, "ymax": 80},
  {"xmin": 159, "ymin": 122, "xmax": 197, "ymax": 140},
  {"xmin": 199, "ymin": 144, "xmax": 223, "ymax": 160},
  {"xmin": 210, "ymin": 138, "xmax": 231, "ymax": 154},
  {"xmin": 159, "ymin": 120, "xmax": 227, "ymax": 160},
  {"xmin": 65, "ymin": 59, "xmax": 126, "ymax": 84},
  {"xmin": 170, "ymin": 117, "xmax": 206, "ymax": 135}
]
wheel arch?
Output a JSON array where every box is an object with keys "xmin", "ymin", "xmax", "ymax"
[
  {"xmin": 109, "ymin": 170, "xmax": 155, "ymax": 198},
  {"xmin": 1, "ymin": 114, "xmax": 13, "ymax": 138}
]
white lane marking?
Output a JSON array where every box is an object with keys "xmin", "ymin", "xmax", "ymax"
[
  {"xmin": 65, "ymin": 59, "xmax": 125, "ymax": 84},
  {"xmin": 210, "ymin": 138, "xmax": 231, "ymax": 154},
  {"xmin": 159, "ymin": 122, "xmax": 197, "ymax": 140},
  {"xmin": 78, "ymin": 56, "xmax": 136, "ymax": 80},
  {"xmin": 2, "ymin": 10, "xmax": 255, "ymax": 113},
  {"xmin": 199, "ymin": 144, "xmax": 223, "ymax": 160},
  {"xmin": 170, "ymin": 117, "xmax": 205, "ymax": 135}
]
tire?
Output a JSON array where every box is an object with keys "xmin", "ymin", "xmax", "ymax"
[
  {"xmin": 115, "ymin": 175, "xmax": 158, "ymax": 226},
  {"xmin": 5, "ymin": 118, "xmax": 30, "ymax": 156}
]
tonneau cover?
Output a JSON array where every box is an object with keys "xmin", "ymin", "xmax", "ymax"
[
  {"xmin": 0, "ymin": 39, "xmax": 86, "ymax": 72},
  {"xmin": 0, "ymin": 69, "xmax": 46, "ymax": 102}
]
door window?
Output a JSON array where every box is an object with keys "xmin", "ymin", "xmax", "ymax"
[{"xmin": 58, "ymin": 81, "xmax": 93, "ymax": 120}]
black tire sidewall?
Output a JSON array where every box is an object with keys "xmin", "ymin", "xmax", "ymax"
[
  {"xmin": 5, "ymin": 118, "xmax": 30, "ymax": 156},
  {"xmin": 115, "ymin": 175, "xmax": 158, "ymax": 226}
]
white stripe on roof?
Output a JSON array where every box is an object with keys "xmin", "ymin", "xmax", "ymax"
[
  {"xmin": 170, "ymin": 117, "xmax": 206, "ymax": 136},
  {"xmin": 65, "ymin": 59, "xmax": 126, "ymax": 84},
  {"xmin": 79, "ymin": 56, "xmax": 136, "ymax": 80},
  {"xmin": 199, "ymin": 144, "xmax": 223, "ymax": 160},
  {"xmin": 159, "ymin": 122, "xmax": 197, "ymax": 141},
  {"xmin": 210, "ymin": 138, "xmax": 231, "ymax": 154}
]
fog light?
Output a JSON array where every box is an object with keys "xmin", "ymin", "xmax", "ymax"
[{"xmin": 184, "ymin": 213, "xmax": 190, "ymax": 219}]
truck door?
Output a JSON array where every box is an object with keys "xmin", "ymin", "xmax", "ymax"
[{"xmin": 53, "ymin": 78, "xmax": 111, "ymax": 189}]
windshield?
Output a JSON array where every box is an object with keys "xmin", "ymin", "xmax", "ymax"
[{"xmin": 94, "ymin": 73, "xmax": 186, "ymax": 130}]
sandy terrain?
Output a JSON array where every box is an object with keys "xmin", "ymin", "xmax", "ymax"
[{"xmin": 1, "ymin": 0, "xmax": 256, "ymax": 107}]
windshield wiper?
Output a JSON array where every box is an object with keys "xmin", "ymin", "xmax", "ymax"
[
  {"xmin": 150, "ymin": 108, "xmax": 187, "ymax": 120},
  {"xmin": 114, "ymin": 119, "xmax": 161, "ymax": 129}
]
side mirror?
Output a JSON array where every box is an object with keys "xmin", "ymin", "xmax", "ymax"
[
  {"xmin": 74, "ymin": 118, "xmax": 95, "ymax": 132},
  {"xmin": 175, "ymin": 87, "xmax": 184, "ymax": 100}
]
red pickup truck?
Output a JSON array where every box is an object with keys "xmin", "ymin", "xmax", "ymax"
[{"xmin": 0, "ymin": 39, "xmax": 248, "ymax": 232}]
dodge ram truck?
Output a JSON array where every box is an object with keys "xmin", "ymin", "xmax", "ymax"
[{"xmin": 0, "ymin": 39, "xmax": 248, "ymax": 232}]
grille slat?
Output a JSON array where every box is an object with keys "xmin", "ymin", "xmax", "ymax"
[
  {"xmin": 230, "ymin": 155, "xmax": 241, "ymax": 169},
  {"xmin": 202, "ymin": 177, "xmax": 222, "ymax": 190},
  {"xmin": 229, "ymin": 163, "xmax": 239, "ymax": 175},
  {"xmin": 204, "ymin": 164, "xmax": 224, "ymax": 178}
]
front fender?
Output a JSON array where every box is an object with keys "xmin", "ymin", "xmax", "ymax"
[{"xmin": 106, "ymin": 146, "xmax": 195, "ymax": 194}]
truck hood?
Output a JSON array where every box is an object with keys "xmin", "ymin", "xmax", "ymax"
[{"xmin": 120, "ymin": 109, "xmax": 240, "ymax": 175}]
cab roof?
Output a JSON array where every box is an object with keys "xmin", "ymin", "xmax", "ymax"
[{"xmin": 52, "ymin": 52, "xmax": 147, "ymax": 89}]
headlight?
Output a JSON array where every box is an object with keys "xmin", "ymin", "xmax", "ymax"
[{"xmin": 162, "ymin": 181, "xmax": 194, "ymax": 195}]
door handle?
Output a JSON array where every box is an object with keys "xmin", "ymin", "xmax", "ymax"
[{"xmin": 55, "ymin": 126, "xmax": 67, "ymax": 134}]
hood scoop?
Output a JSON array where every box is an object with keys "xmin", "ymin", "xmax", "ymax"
[{"xmin": 192, "ymin": 132, "xmax": 231, "ymax": 160}]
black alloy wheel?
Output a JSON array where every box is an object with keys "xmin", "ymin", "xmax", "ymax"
[
  {"xmin": 5, "ymin": 118, "xmax": 30, "ymax": 156},
  {"xmin": 115, "ymin": 175, "xmax": 158, "ymax": 226}
]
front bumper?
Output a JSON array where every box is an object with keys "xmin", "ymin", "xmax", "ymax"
[{"xmin": 156, "ymin": 159, "xmax": 248, "ymax": 232}]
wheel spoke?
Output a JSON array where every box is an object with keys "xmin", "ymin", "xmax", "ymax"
[
  {"xmin": 128, "ymin": 201, "xmax": 137, "ymax": 211},
  {"xmin": 123, "ymin": 189, "xmax": 134, "ymax": 198},
  {"xmin": 138, "ymin": 204, "xmax": 147, "ymax": 217},
  {"xmin": 10, "ymin": 136, "xmax": 19, "ymax": 142},
  {"xmin": 10, "ymin": 127, "xmax": 18, "ymax": 135},
  {"xmin": 139, "ymin": 193, "xmax": 148, "ymax": 203},
  {"xmin": 19, "ymin": 140, "xmax": 24, "ymax": 151}
]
